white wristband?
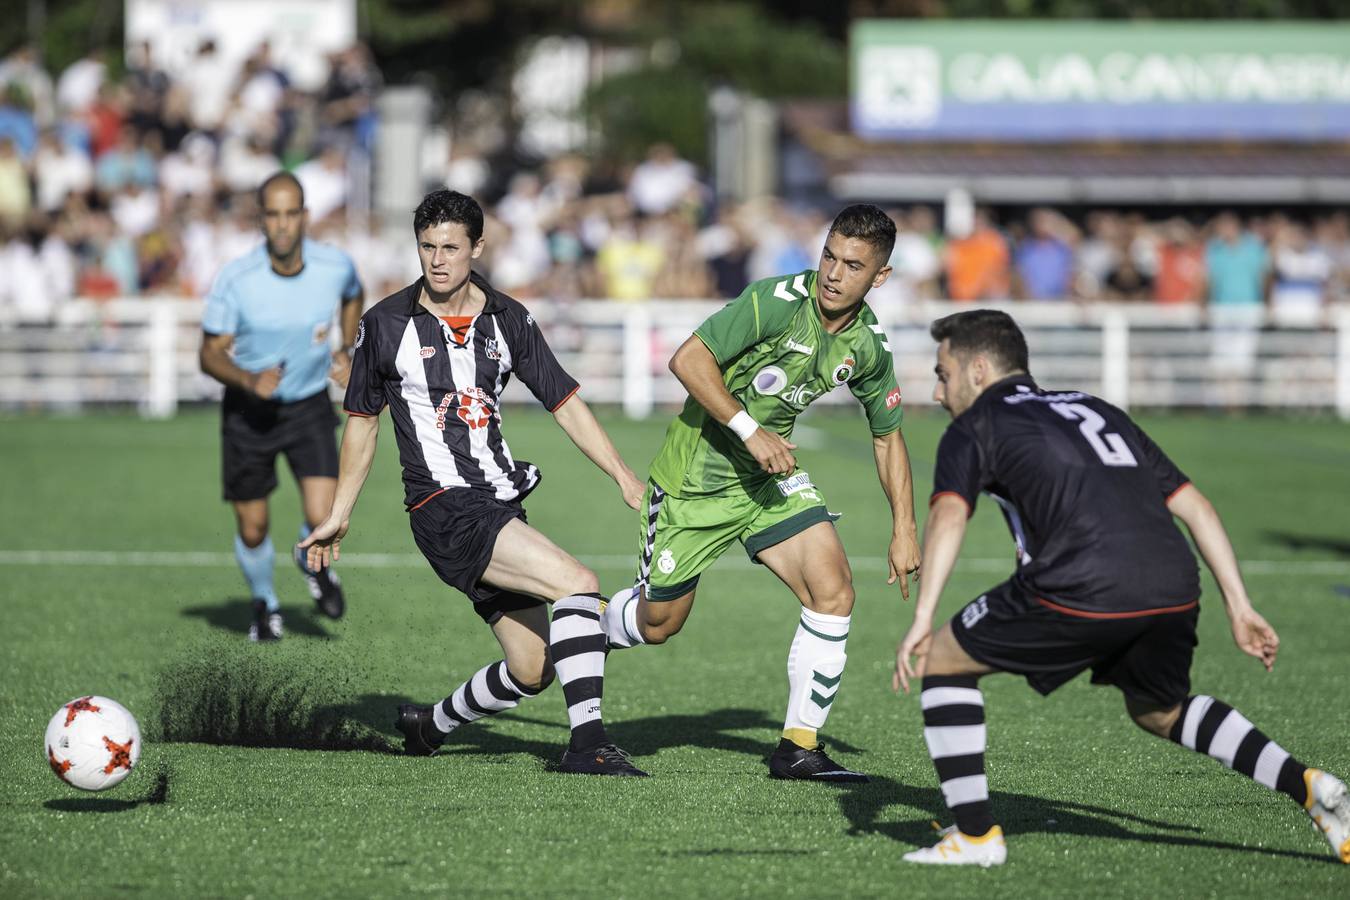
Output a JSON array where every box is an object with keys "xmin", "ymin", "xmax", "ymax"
[{"xmin": 727, "ymin": 410, "xmax": 759, "ymax": 441}]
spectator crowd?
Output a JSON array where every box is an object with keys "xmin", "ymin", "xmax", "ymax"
[{"xmin": 2, "ymin": 41, "xmax": 1349, "ymax": 328}]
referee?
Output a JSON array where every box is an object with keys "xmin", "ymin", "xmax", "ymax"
[{"xmin": 199, "ymin": 171, "xmax": 364, "ymax": 641}]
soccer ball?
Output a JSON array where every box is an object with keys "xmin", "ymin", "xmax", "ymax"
[{"xmin": 44, "ymin": 696, "xmax": 142, "ymax": 791}]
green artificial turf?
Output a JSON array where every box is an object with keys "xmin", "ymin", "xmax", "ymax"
[{"xmin": 1, "ymin": 406, "xmax": 1347, "ymax": 897}]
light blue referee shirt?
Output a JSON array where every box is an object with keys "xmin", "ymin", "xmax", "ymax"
[{"xmin": 202, "ymin": 239, "xmax": 363, "ymax": 403}]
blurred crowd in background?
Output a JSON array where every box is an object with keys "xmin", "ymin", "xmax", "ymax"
[{"xmin": 2, "ymin": 41, "xmax": 1349, "ymax": 327}]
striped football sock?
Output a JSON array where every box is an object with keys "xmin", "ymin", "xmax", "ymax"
[
  {"xmin": 1169, "ymin": 695, "xmax": 1309, "ymax": 806},
  {"xmin": 551, "ymin": 593, "xmax": 610, "ymax": 752},
  {"xmin": 920, "ymin": 675, "xmax": 997, "ymax": 837},
  {"xmin": 431, "ymin": 660, "xmax": 542, "ymax": 735}
]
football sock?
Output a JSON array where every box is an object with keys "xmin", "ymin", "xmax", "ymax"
[
  {"xmin": 234, "ymin": 534, "xmax": 278, "ymax": 612},
  {"xmin": 296, "ymin": 522, "xmax": 319, "ymax": 575},
  {"xmin": 550, "ymin": 593, "xmax": 610, "ymax": 752},
  {"xmin": 432, "ymin": 660, "xmax": 542, "ymax": 735},
  {"xmin": 920, "ymin": 675, "xmax": 997, "ymax": 838},
  {"xmin": 782, "ymin": 608, "xmax": 850, "ymax": 750},
  {"xmin": 1169, "ymin": 695, "xmax": 1309, "ymax": 806},
  {"xmin": 601, "ymin": 586, "xmax": 646, "ymax": 650}
]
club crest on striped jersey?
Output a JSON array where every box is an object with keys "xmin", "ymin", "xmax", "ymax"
[
  {"xmin": 419, "ymin": 346, "xmax": 437, "ymax": 359},
  {"xmin": 484, "ymin": 337, "xmax": 501, "ymax": 361},
  {"xmin": 354, "ymin": 319, "xmax": 365, "ymax": 349},
  {"xmin": 832, "ymin": 356, "xmax": 856, "ymax": 385}
]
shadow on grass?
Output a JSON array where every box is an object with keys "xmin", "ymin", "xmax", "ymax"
[
  {"xmin": 44, "ymin": 765, "xmax": 171, "ymax": 813},
  {"xmin": 1263, "ymin": 531, "xmax": 1350, "ymax": 558},
  {"xmin": 835, "ymin": 775, "xmax": 1335, "ymax": 864},
  {"xmin": 181, "ymin": 597, "xmax": 334, "ymax": 640}
]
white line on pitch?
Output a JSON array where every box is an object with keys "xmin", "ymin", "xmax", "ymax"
[{"xmin": 0, "ymin": 549, "xmax": 1346, "ymax": 576}]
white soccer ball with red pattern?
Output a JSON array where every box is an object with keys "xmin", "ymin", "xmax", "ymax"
[{"xmin": 44, "ymin": 696, "xmax": 142, "ymax": 791}]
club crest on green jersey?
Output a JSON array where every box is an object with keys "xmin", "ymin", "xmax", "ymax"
[{"xmin": 832, "ymin": 356, "xmax": 856, "ymax": 385}]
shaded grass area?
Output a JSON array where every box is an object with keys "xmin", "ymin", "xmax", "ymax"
[{"xmin": 1, "ymin": 408, "xmax": 1348, "ymax": 897}]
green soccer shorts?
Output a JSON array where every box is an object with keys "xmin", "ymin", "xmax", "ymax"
[{"xmin": 636, "ymin": 472, "xmax": 840, "ymax": 601}]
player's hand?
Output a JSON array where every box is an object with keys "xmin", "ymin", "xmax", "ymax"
[
  {"xmin": 886, "ymin": 528, "xmax": 921, "ymax": 600},
  {"xmin": 1229, "ymin": 606, "xmax": 1279, "ymax": 672},
  {"xmin": 617, "ymin": 470, "xmax": 645, "ymax": 511},
  {"xmin": 745, "ymin": 429, "xmax": 797, "ymax": 475},
  {"xmin": 249, "ymin": 365, "xmax": 284, "ymax": 400},
  {"xmin": 299, "ymin": 517, "xmax": 349, "ymax": 571},
  {"xmin": 892, "ymin": 616, "xmax": 933, "ymax": 695},
  {"xmin": 329, "ymin": 351, "xmax": 352, "ymax": 388}
]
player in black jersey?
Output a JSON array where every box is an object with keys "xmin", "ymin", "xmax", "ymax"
[{"xmin": 892, "ymin": 309, "xmax": 1348, "ymax": 867}]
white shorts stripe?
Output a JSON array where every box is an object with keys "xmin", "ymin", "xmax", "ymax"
[
  {"xmin": 923, "ymin": 725, "xmax": 986, "ymax": 759},
  {"xmin": 941, "ymin": 774, "xmax": 989, "ymax": 808},
  {"xmin": 1207, "ymin": 710, "xmax": 1254, "ymax": 768},
  {"xmin": 1180, "ymin": 695, "xmax": 1215, "ymax": 750},
  {"xmin": 1252, "ymin": 742, "xmax": 1291, "ymax": 790},
  {"xmin": 920, "ymin": 687, "xmax": 985, "ymax": 710}
]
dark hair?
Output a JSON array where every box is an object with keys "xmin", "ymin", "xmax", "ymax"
[
  {"xmin": 930, "ymin": 309, "xmax": 1029, "ymax": 374},
  {"xmin": 828, "ymin": 204, "xmax": 897, "ymax": 260},
  {"xmin": 257, "ymin": 171, "xmax": 304, "ymax": 208},
  {"xmin": 414, "ymin": 189, "xmax": 484, "ymax": 243}
]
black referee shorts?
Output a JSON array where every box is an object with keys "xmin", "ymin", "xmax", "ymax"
[
  {"xmin": 950, "ymin": 580, "xmax": 1199, "ymax": 708},
  {"xmin": 221, "ymin": 388, "xmax": 339, "ymax": 502},
  {"xmin": 408, "ymin": 488, "xmax": 546, "ymax": 625}
]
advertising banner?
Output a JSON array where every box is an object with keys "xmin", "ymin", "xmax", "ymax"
[{"xmin": 852, "ymin": 21, "xmax": 1350, "ymax": 141}]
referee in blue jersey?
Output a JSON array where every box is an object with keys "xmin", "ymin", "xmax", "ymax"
[{"xmin": 200, "ymin": 172, "xmax": 364, "ymax": 641}]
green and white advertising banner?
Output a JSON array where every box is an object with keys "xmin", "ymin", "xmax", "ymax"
[{"xmin": 851, "ymin": 20, "xmax": 1350, "ymax": 141}]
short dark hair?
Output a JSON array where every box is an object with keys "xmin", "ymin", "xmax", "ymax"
[
  {"xmin": 258, "ymin": 171, "xmax": 304, "ymax": 208},
  {"xmin": 414, "ymin": 189, "xmax": 484, "ymax": 243},
  {"xmin": 828, "ymin": 204, "xmax": 897, "ymax": 261},
  {"xmin": 930, "ymin": 309, "xmax": 1029, "ymax": 374}
]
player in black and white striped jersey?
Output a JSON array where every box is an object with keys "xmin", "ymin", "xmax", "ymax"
[
  {"xmin": 892, "ymin": 309, "xmax": 1349, "ymax": 866},
  {"xmin": 300, "ymin": 190, "xmax": 648, "ymax": 776}
]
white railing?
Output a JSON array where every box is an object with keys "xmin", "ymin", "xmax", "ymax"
[{"xmin": 1, "ymin": 298, "xmax": 1347, "ymax": 420}]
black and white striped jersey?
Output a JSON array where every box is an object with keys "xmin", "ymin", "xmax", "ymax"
[{"xmin": 344, "ymin": 273, "xmax": 579, "ymax": 510}]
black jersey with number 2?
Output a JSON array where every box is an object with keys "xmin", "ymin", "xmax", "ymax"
[{"xmin": 932, "ymin": 374, "xmax": 1200, "ymax": 615}]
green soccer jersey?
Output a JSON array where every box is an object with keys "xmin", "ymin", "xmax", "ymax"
[{"xmin": 648, "ymin": 269, "xmax": 904, "ymax": 498}]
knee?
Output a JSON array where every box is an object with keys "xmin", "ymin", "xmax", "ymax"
[
  {"xmin": 1127, "ymin": 698, "xmax": 1182, "ymax": 739},
  {"xmin": 238, "ymin": 523, "xmax": 268, "ymax": 548},
  {"xmin": 562, "ymin": 565, "xmax": 600, "ymax": 598},
  {"xmin": 508, "ymin": 655, "xmax": 555, "ymax": 693},
  {"xmin": 804, "ymin": 582, "xmax": 855, "ymax": 618}
]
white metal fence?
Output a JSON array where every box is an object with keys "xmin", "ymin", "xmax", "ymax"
[{"xmin": 2, "ymin": 298, "xmax": 1347, "ymax": 420}]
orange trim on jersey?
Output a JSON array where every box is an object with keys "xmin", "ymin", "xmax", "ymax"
[
  {"xmin": 344, "ymin": 408, "xmax": 380, "ymax": 417},
  {"xmin": 930, "ymin": 491, "xmax": 973, "ymax": 517},
  {"xmin": 439, "ymin": 315, "xmax": 474, "ymax": 345},
  {"xmin": 409, "ymin": 488, "xmax": 449, "ymax": 512},
  {"xmin": 1036, "ymin": 596, "xmax": 1198, "ymax": 619},
  {"xmin": 549, "ymin": 385, "xmax": 580, "ymax": 413},
  {"xmin": 1165, "ymin": 481, "xmax": 1194, "ymax": 504}
]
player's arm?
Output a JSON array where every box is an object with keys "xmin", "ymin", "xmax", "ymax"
[
  {"xmin": 1167, "ymin": 484, "xmax": 1279, "ymax": 671},
  {"xmin": 199, "ymin": 332, "xmax": 282, "ymax": 399},
  {"xmin": 299, "ymin": 413, "xmax": 380, "ymax": 570},
  {"xmin": 551, "ymin": 393, "xmax": 645, "ymax": 510},
  {"xmin": 668, "ymin": 335, "xmax": 797, "ymax": 476},
  {"xmin": 872, "ymin": 428, "xmax": 921, "ymax": 599},
  {"xmin": 893, "ymin": 493, "xmax": 970, "ymax": 694}
]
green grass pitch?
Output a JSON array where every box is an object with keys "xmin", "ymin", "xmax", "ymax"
[{"xmin": 1, "ymin": 406, "xmax": 1347, "ymax": 897}]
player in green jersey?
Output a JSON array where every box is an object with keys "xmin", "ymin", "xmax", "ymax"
[{"xmin": 597, "ymin": 204, "xmax": 922, "ymax": 780}]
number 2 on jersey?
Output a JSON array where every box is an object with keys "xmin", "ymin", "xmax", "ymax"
[{"xmin": 1049, "ymin": 402, "xmax": 1138, "ymax": 467}]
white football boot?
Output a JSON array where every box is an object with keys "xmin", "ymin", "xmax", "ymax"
[
  {"xmin": 1305, "ymin": 769, "xmax": 1350, "ymax": 864},
  {"xmin": 903, "ymin": 823, "xmax": 1007, "ymax": 867}
]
